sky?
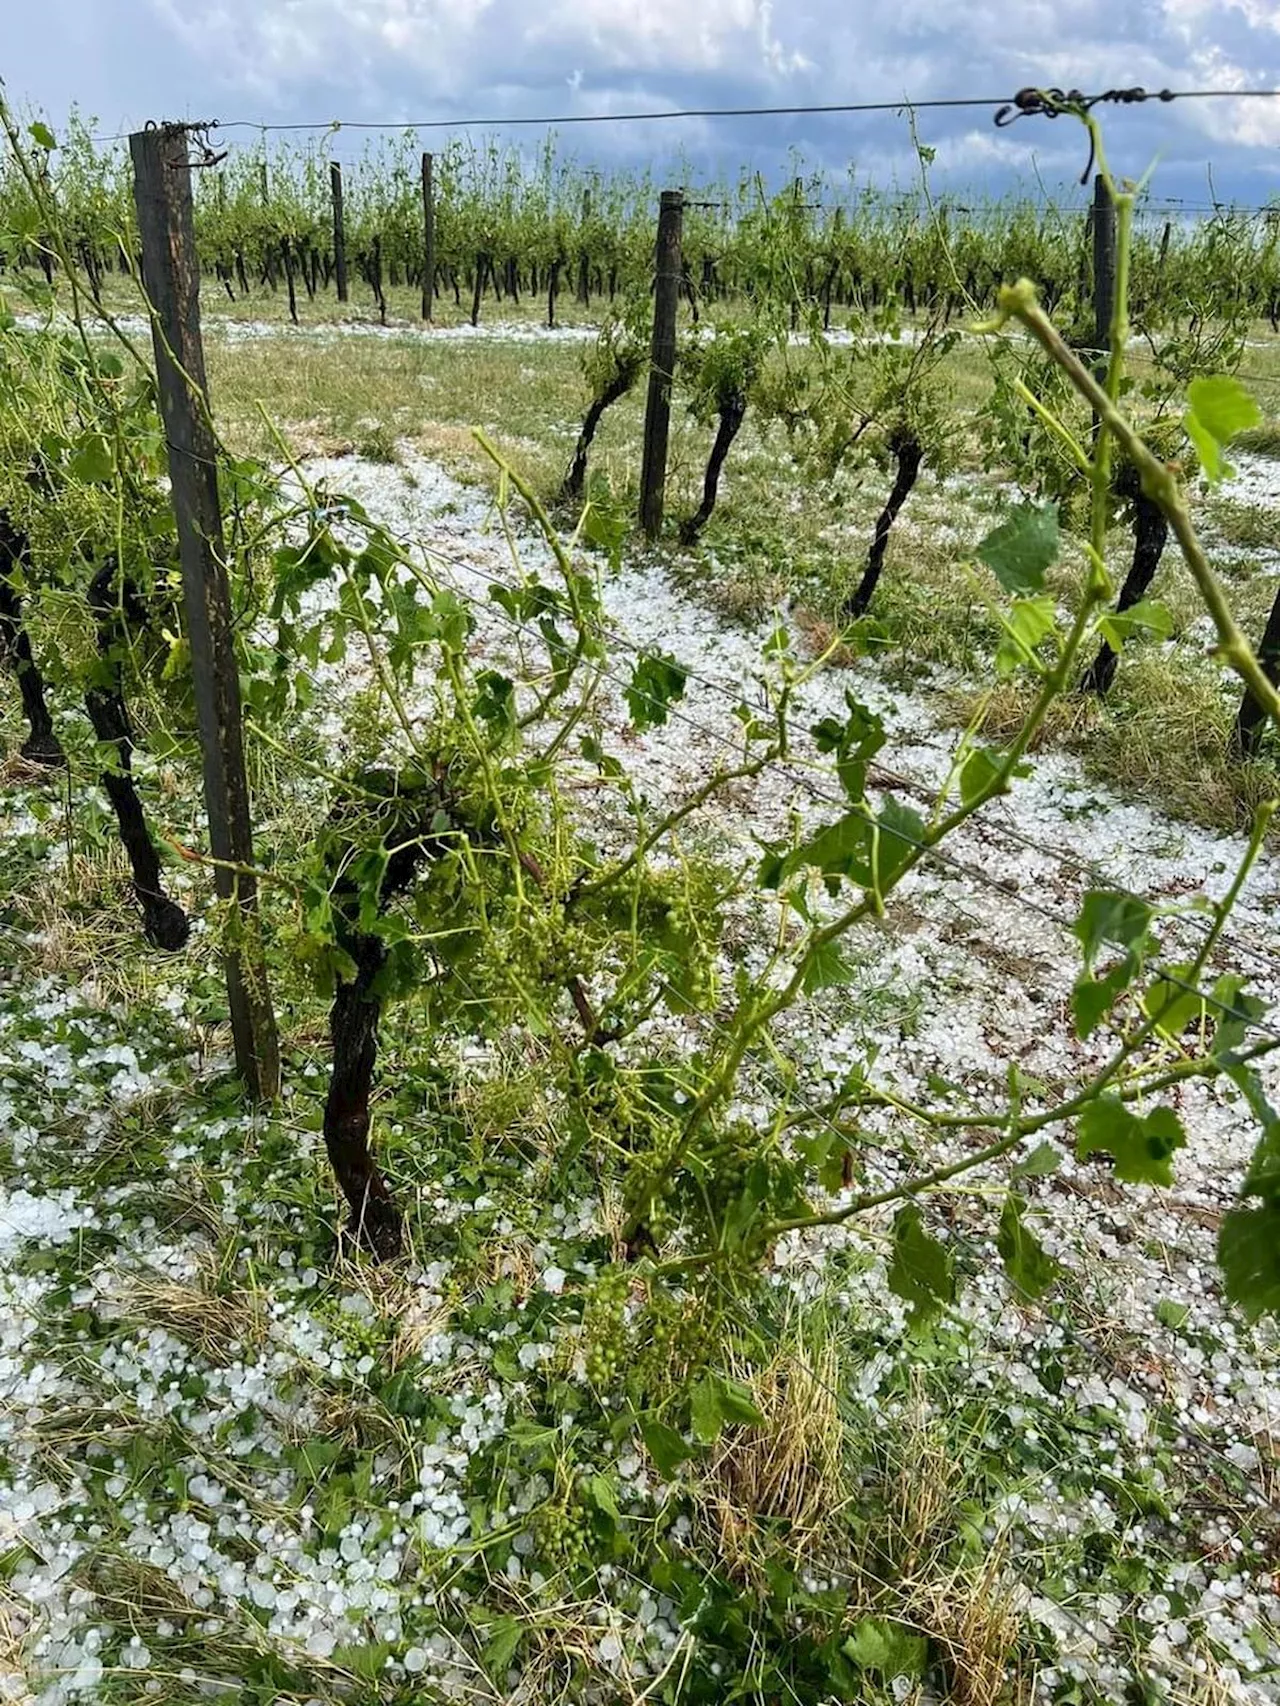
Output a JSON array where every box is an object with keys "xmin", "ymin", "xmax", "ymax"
[{"xmin": 5, "ymin": 0, "xmax": 1280, "ymax": 207}]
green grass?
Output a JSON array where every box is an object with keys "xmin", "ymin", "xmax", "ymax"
[{"xmin": 1205, "ymin": 497, "xmax": 1280, "ymax": 553}]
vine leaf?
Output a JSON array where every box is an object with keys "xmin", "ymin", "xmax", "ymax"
[
  {"xmin": 1184, "ymin": 375, "xmax": 1260, "ymax": 483},
  {"xmin": 483, "ymin": 1617, "xmax": 523, "ymax": 1677},
  {"xmin": 1142, "ymin": 961, "xmax": 1204, "ymax": 1040},
  {"xmin": 1216, "ymin": 1061, "xmax": 1280, "ymax": 1319},
  {"xmin": 582, "ymin": 501, "xmax": 628, "ymax": 573},
  {"xmin": 639, "ymin": 1417, "xmax": 691, "ymax": 1477},
  {"xmin": 1072, "ymin": 960, "xmax": 1134, "ymax": 1040},
  {"xmin": 800, "ymin": 937, "xmax": 858, "ymax": 994},
  {"xmin": 1209, "ymin": 976, "xmax": 1268, "ymax": 1057},
  {"xmin": 1073, "ymin": 890, "xmax": 1155, "ymax": 968},
  {"xmin": 874, "ymin": 798, "xmax": 927, "ymax": 891},
  {"xmin": 473, "ymin": 670, "xmax": 516, "ymax": 735},
  {"xmin": 842, "ymin": 1618, "xmax": 929, "ymax": 1678},
  {"xmin": 811, "ymin": 693, "xmax": 885, "ymax": 803},
  {"xmin": 69, "ymin": 433, "xmax": 114, "ymax": 484},
  {"xmin": 1076, "ymin": 1097, "xmax": 1186, "ymax": 1186},
  {"xmin": 1070, "ymin": 889, "xmax": 1156, "ymax": 1038},
  {"xmin": 887, "ymin": 1203, "xmax": 955, "ymax": 1329},
  {"xmin": 760, "ymin": 808, "xmax": 872, "ymax": 895},
  {"xmin": 976, "ymin": 502, "xmax": 1060, "ymax": 595},
  {"xmin": 625, "ymin": 650, "xmax": 688, "ymax": 730},
  {"xmin": 1011, "ymin": 1140, "xmax": 1062, "ymax": 1179},
  {"xmin": 1218, "ymin": 1205, "xmax": 1280, "ymax": 1321},
  {"xmin": 996, "ymin": 1193, "xmax": 1059, "ymax": 1299},
  {"xmin": 995, "ymin": 594, "xmax": 1056, "ymax": 677},
  {"xmin": 1098, "ymin": 599, "xmax": 1172, "ymax": 652},
  {"xmin": 689, "ymin": 1372, "xmax": 764, "ymax": 1445},
  {"xmin": 959, "ymin": 745, "xmax": 1032, "ymax": 808}
]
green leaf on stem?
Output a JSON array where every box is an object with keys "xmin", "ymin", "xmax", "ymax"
[
  {"xmin": 1184, "ymin": 375, "xmax": 1261, "ymax": 483},
  {"xmin": 639, "ymin": 1417, "xmax": 691, "ymax": 1477},
  {"xmin": 625, "ymin": 651, "xmax": 688, "ymax": 730},
  {"xmin": 473, "ymin": 670, "xmax": 516, "ymax": 735},
  {"xmin": 1012, "ymin": 1140, "xmax": 1062, "ymax": 1179},
  {"xmin": 959, "ymin": 745, "xmax": 1032, "ymax": 808},
  {"xmin": 483, "ymin": 1617, "xmax": 523, "ymax": 1676},
  {"xmin": 1097, "ymin": 599, "xmax": 1173, "ymax": 652},
  {"xmin": 994, "ymin": 595, "xmax": 1057, "ymax": 678},
  {"xmin": 800, "ymin": 937, "xmax": 858, "ymax": 993},
  {"xmin": 582, "ymin": 500, "xmax": 627, "ymax": 572},
  {"xmin": 887, "ymin": 1204, "xmax": 955, "ymax": 1329},
  {"xmin": 1076, "ymin": 1097, "xmax": 1186, "ymax": 1186},
  {"xmin": 873, "ymin": 798, "xmax": 927, "ymax": 891},
  {"xmin": 1073, "ymin": 890, "xmax": 1155, "ymax": 971},
  {"xmin": 68, "ymin": 433, "xmax": 114, "ymax": 484},
  {"xmin": 1209, "ymin": 976, "xmax": 1269, "ymax": 1057},
  {"xmin": 997, "ymin": 1193, "xmax": 1059, "ymax": 1299},
  {"xmin": 811, "ymin": 693, "xmax": 885, "ymax": 803},
  {"xmin": 688, "ymin": 1371, "xmax": 763, "ymax": 1445},
  {"xmin": 1142, "ymin": 962, "xmax": 1205, "ymax": 1039},
  {"xmin": 1072, "ymin": 958, "xmax": 1136, "ymax": 1039},
  {"xmin": 976, "ymin": 502, "xmax": 1060, "ymax": 595},
  {"xmin": 842, "ymin": 1617, "xmax": 929, "ymax": 1677},
  {"xmin": 1218, "ymin": 1204, "xmax": 1280, "ymax": 1320}
]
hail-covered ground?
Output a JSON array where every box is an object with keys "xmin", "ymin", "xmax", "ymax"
[{"xmin": 1, "ymin": 423, "xmax": 1279, "ymax": 1706}]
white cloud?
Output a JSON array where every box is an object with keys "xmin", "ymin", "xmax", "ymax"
[{"xmin": 3, "ymin": 0, "xmax": 1278, "ymax": 198}]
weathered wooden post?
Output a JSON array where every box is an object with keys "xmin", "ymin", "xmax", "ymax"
[
  {"xmin": 1092, "ymin": 172, "xmax": 1116, "ymax": 371},
  {"xmin": 638, "ymin": 190, "xmax": 684, "ymax": 540},
  {"xmin": 130, "ymin": 122, "xmax": 281, "ymax": 1102},
  {"xmin": 331, "ymin": 161, "xmax": 348, "ymax": 303},
  {"xmin": 421, "ymin": 152, "xmax": 435, "ymax": 321}
]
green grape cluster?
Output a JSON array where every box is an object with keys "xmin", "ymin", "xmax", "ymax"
[
  {"xmin": 520, "ymin": 907, "xmax": 593, "ymax": 988},
  {"xmin": 582, "ymin": 1266, "xmax": 630, "ymax": 1388},
  {"xmin": 621, "ymin": 1116, "xmax": 684, "ymax": 1245},
  {"xmin": 531, "ymin": 1489, "xmax": 590, "ymax": 1567},
  {"xmin": 641, "ymin": 1296, "xmax": 712, "ymax": 1384},
  {"xmin": 698, "ymin": 1121, "xmax": 758, "ymax": 1201}
]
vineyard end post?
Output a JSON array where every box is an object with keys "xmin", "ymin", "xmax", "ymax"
[{"xmin": 129, "ymin": 122, "xmax": 281, "ymax": 1104}]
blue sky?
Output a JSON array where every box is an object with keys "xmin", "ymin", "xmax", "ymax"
[{"xmin": 6, "ymin": 0, "xmax": 1280, "ymax": 205}]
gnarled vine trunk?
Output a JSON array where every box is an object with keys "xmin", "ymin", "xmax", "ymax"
[
  {"xmin": 322, "ymin": 774, "xmax": 455, "ymax": 1259},
  {"xmin": 679, "ymin": 391, "xmax": 748, "ymax": 546},
  {"xmin": 0, "ymin": 513, "xmax": 64, "ymax": 768},
  {"xmin": 1234, "ymin": 580, "xmax": 1280, "ymax": 760},
  {"xmin": 559, "ymin": 367, "xmax": 638, "ymax": 505},
  {"xmin": 842, "ymin": 431, "xmax": 923, "ymax": 620},
  {"xmin": 1080, "ymin": 480, "xmax": 1169, "ymax": 697},
  {"xmin": 85, "ymin": 562, "xmax": 190, "ymax": 951}
]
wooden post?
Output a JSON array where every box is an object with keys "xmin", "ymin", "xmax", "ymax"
[
  {"xmin": 639, "ymin": 190, "xmax": 684, "ymax": 540},
  {"xmin": 130, "ymin": 123, "xmax": 281, "ymax": 1103},
  {"xmin": 578, "ymin": 189, "xmax": 591, "ymax": 305},
  {"xmin": 1092, "ymin": 172, "xmax": 1116, "ymax": 372},
  {"xmin": 421, "ymin": 152, "xmax": 435, "ymax": 321},
  {"xmin": 331, "ymin": 161, "xmax": 348, "ymax": 303}
]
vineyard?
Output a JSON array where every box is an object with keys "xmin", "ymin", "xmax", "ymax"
[
  {"xmin": 1, "ymin": 91, "xmax": 1280, "ymax": 1706},
  {"xmin": 7, "ymin": 110, "xmax": 1280, "ymax": 332}
]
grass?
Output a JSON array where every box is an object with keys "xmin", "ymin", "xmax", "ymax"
[{"xmin": 1204, "ymin": 497, "xmax": 1280, "ymax": 554}]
